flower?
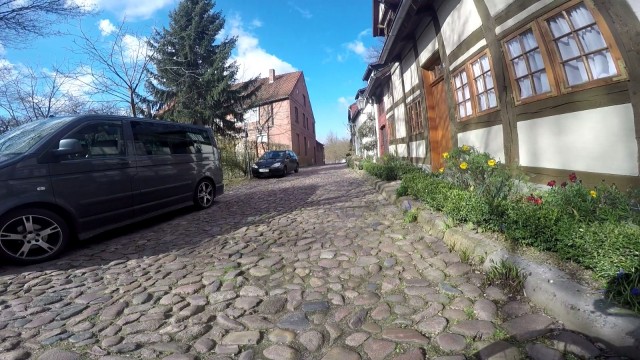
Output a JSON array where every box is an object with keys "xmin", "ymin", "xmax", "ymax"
[
  {"xmin": 547, "ymin": 180, "xmax": 556, "ymax": 187},
  {"xmin": 442, "ymin": 152, "xmax": 449, "ymax": 159},
  {"xmin": 526, "ymin": 194, "xmax": 543, "ymax": 205},
  {"xmin": 438, "ymin": 167, "xmax": 444, "ymax": 173},
  {"xmin": 561, "ymin": 181, "xmax": 568, "ymax": 188},
  {"xmin": 461, "ymin": 145, "xmax": 470, "ymax": 151},
  {"xmin": 616, "ymin": 269, "xmax": 625, "ymax": 280},
  {"xmin": 590, "ymin": 190, "xmax": 597, "ymax": 198},
  {"xmin": 631, "ymin": 288, "xmax": 640, "ymax": 297},
  {"xmin": 459, "ymin": 162, "xmax": 468, "ymax": 170},
  {"xmin": 487, "ymin": 159, "xmax": 496, "ymax": 167},
  {"xmin": 569, "ymin": 172, "xmax": 577, "ymax": 183}
]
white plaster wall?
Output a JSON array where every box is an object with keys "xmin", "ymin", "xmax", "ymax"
[
  {"xmin": 626, "ymin": 0, "xmax": 640, "ymax": 22},
  {"xmin": 449, "ymin": 39, "xmax": 487, "ymax": 70},
  {"xmin": 392, "ymin": 67, "xmax": 403, "ymax": 104},
  {"xmin": 410, "ymin": 140, "xmax": 426, "ymax": 158},
  {"xmin": 440, "ymin": 0, "xmax": 482, "ymax": 55},
  {"xmin": 384, "ymin": 85, "xmax": 393, "ymax": 112},
  {"xmin": 496, "ymin": 0, "xmax": 554, "ymax": 36},
  {"xmin": 518, "ymin": 104, "xmax": 639, "ymax": 176},
  {"xmin": 457, "ymin": 125, "xmax": 506, "ymax": 162},
  {"xmin": 401, "ymin": 50, "xmax": 418, "ymax": 90},
  {"xmin": 483, "ymin": 0, "xmax": 516, "ymax": 17},
  {"xmin": 397, "ymin": 143, "xmax": 408, "ymax": 157},
  {"xmin": 394, "ymin": 105, "xmax": 406, "ymax": 139},
  {"xmin": 418, "ymin": 24, "xmax": 438, "ymax": 66},
  {"xmin": 389, "ymin": 144, "xmax": 397, "ymax": 156}
]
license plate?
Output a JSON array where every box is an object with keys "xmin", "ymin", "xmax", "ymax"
[{"xmin": 259, "ymin": 168, "xmax": 269, "ymax": 173}]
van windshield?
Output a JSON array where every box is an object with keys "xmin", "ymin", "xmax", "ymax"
[{"xmin": 0, "ymin": 117, "xmax": 75, "ymax": 158}]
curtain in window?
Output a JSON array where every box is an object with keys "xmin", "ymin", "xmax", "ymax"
[{"xmin": 548, "ymin": 3, "xmax": 616, "ymax": 86}]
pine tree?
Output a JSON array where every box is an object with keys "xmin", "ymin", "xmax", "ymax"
[{"xmin": 146, "ymin": 0, "xmax": 257, "ymax": 136}]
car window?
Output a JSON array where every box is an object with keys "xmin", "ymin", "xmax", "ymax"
[
  {"xmin": 0, "ymin": 117, "xmax": 74, "ymax": 157},
  {"xmin": 131, "ymin": 121, "xmax": 202, "ymax": 156},
  {"xmin": 61, "ymin": 121, "xmax": 125, "ymax": 159}
]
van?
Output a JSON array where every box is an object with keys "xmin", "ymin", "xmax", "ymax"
[{"xmin": 0, "ymin": 114, "xmax": 224, "ymax": 265}]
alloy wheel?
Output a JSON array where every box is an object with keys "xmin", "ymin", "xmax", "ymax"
[
  {"xmin": 197, "ymin": 181, "xmax": 214, "ymax": 208},
  {"xmin": 0, "ymin": 215, "xmax": 64, "ymax": 260}
]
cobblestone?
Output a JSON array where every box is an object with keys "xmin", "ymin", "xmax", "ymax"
[{"xmin": 0, "ymin": 165, "xmax": 625, "ymax": 359}]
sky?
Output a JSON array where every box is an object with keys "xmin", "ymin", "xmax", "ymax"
[{"xmin": 1, "ymin": 0, "xmax": 380, "ymax": 143}]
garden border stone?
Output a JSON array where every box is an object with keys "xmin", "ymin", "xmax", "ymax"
[{"xmin": 365, "ymin": 173, "xmax": 640, "ymax": 360}]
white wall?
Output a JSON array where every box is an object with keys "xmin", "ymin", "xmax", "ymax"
[
  {"xmin": 410, "ymin": 140, "xmax": 426, "ymax": 158},
  {"xmin": 518, "ymin": 104, "xmax": 638, "ymax": 176},
  {"xmin": 483, "ymin": 0, "xmax": 516, "ymax": 17},
  {"xmin": 457, "ymin": 125, "xmax": 506, "ymax": 162},
  {"xmin": 401, "ymin": 50, "xmax": 419, "ymax": 90},
  {"xmin": 495, "ymin": 0, "xmax": 554, "ymax": 36},
  {"xmin": 389, "ymin": 144, "xmax": 397, "ymax": 156},
  {"xmin": 394, "ymin": 105, "xmax": 406, "ymax": 139},
  {"xmin": 440, "ymin": 0, "xmax": 482, "ymax": 55},
  {"xmin": 391, "ymin": 66, "xmax": 403, "ymax": 104},
  {"xmin": 417, "ymin": 24, "xmax": 438, "ymax": 66},
  {"xmin": 397, "ymin": 143, "xmax": 408, "ymax": 157},
  {"xmin": 626, "ymin": 0, "xmax": 640, "ymax": 22}
]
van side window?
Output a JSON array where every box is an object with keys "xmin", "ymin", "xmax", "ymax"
[
  {"xmin": 62, "ymin": 122, "xmax": 125, "ymax": 158},
  {"xmin": 132, "ymin": 121, "xmax": 200, "ymax": 156},
  {"xmin": 186, "ymin": 129, "xmax": 213, "ymax": 154}
]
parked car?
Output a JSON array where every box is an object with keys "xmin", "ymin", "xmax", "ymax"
[
  {"xmin": 0, "ymin": 114, "xmax": 224, "ymax": 265},
  {"xmin": 252, "ymin": 150, "xmax": 299, "ymax": 178}
]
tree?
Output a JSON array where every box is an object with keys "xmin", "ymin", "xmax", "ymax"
[
  {"xmin": 324, "ymin": 130, "xmax": 351, "ymax": 164},
  {"xmin": 357, "ymin": 114, "xmax": 377, "ymax": 155},
  {"xmin": 0, "ymin": 0, "xmax": 88, "ymax": 47},
  {"xmin": 71, "ymin": 21, "xmax": 153, "ymax": 117},
  {"xmin": 146, "ymin": 0, "xmax": 258, "ymax": 136}
]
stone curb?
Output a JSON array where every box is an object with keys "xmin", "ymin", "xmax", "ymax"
[{"xmin": 364, "ymin": 172, "xmax": 640, "ymax": 360}]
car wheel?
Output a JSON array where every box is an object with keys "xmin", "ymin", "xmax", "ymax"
[
  {"xmin": 294, "ymin": 163, "xmax": 299, "ymax": 173},
  {"xmin": 194, "ymin": 179, "xmax": 215, "ymax": 209},
  {"xmin": 0, "ymin": 208, "xmax": 70, "ymax": 265}
]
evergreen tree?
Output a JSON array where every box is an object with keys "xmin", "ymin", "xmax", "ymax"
[{"xmin": 146, "ymin": 0, "xmax": 258, "ymax": 135}]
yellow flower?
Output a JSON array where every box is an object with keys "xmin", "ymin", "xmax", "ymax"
[
  {"xmin": 459, "ymin": 162, "xmax": 468, "ymax": 170},
  {"xmin": 438, "ymin": 167, "xmax": 444, "ymax": 173},
  {"xmin": 590, "ymin": 190, "xmax": 597, "ymax": 198},
  {"xmin": 442, "ymin": 152, "xmax": 449, "ymax": 159},
  {"xmin": 487, "ymin": 159, "xmax": 496, "ymax": 167},
  {"xmin": 461, "ymin": 145, "xmax": 470, "ymax": 151}
]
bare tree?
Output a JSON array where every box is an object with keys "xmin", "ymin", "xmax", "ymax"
[
  {"xmin": 0, "ymin": 0, "xmax": 89, "ymax": 47},
  {"xmin": 71, "ymin": 20, "xmax": 153, "ymax": 117},
  {"xmin": 365, "ymin": 37, "xmax": 386, "ymax": 63},
  {"xmin": 324, "ymin": 130, "xmax": 351, "ymax": 164}
]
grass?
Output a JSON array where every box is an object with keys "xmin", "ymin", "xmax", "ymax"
[{"xmin": 484, "ymin": 260, "xmax": 528, "ymax": 296}]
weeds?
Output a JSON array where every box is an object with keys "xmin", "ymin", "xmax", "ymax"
[{"xmin": 484, "ymin": 259, "xmax": 527, "ymax": 296}]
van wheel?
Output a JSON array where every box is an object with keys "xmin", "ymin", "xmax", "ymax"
[
  {"xmin": 0, "ymin": 209, "xmax": 70, "ymax": 265},
  {"xmin": 194, "ymin": 179, "xmax": 215, "ymax": 209},
  {"xmin": 294, "ymin": 164, "xmax": 299, "ymax": 173}
]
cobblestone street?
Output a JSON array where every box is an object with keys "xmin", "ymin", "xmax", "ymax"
[{"xmin": 0, "ymin": 165, "xmax": 616, "ymax": 359}]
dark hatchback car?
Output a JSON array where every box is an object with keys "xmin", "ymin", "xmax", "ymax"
[{"xmin": 252, "ymin": 150, "xmax": 299, "ymax": 177}]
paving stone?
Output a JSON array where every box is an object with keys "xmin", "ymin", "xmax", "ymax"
[
  {"xmin": 299, "ymin": 330, "xmax": 323, "ymax": 352},
  {"xmin": 258, "ymin": 296, "xmax": 286, "ymax": 315},
  {"xmin": 234, "ymin": 297, "xmax": 261, "ymax": 310},
  {"xmin": 148, "ymin": 342, "xmax": 190, "ymax": 353},
  {"xmin": 363, "ymin": 338, "xmax": 395, "ymax": 360},
  {"xmin": 549, "ymin": 331, "xmax": 601, "ymax": 359},
  {"xmin": 161, "ymin": 354, "xmax": 196, "ymax": 360},
  {"xmin": 392, "ymin": 349, "xmax": 425, "ymax": 360},
  {"xmin": 36, "ymin": 349, "xmax": 80, "ymax": 360},
  {"xmin": 500, "ymin": 301, "xmax": 531, "ymax": 319},
  {"xmin": 321, "ymin": 347, "xmax": 361, "ymax": 360},
  {"xmin": 325, "ymin": 323, "xmax": 342, "ymax": 345},
  {"xmin": 268, "ymin": 328, "xmax": 295, "ymax": 344},
  {"xmin": 345, "ymin": 332, "xmax": 369, "ymax": 347},
  {"xmin": 371, "ymin": 303, "xmax": 391, "ymax": 320},
  {"xmin": 263, "ymin": 344, "xmax": 299, "ymax": 360},
  {"xmin": 450, "ymin": 320, "xmax": 495, "ymax": 339},
  {"xmin": 100, "ymin": 302, "xmax": 127, "ymax": 320},
  {"xmin": 477, "ymin": 340, "xmax": 520, "ymax": 360},
  {"xmin": 381, "ymin": 328, "xmax": 429, "ymax": 344},
  {"xmin": 501, "ymin": 314, "xmax": 554, "ymax": 341},
  {"xmin": 526, "ymin": 343, "xmax": 563, "ymax": 360},
  {"xmin": 435, "ymin": 333, "xmax": 466, "ymax": 351},
  {"xmin": 348, "ymin": 309, "xmax": 368, "ymax": 330},
  {"xmin": 193, "ymin": 337, "xmax": 215, "ymax": 353},
  {"xmin": 278, "ymin": 312, "xmax": 310, "ymax": 331},
  {"xmin": 416, "ymin": 316, "xmax": 447, "ymax": 335},
  {"xmin": 302, "ymin": 300, "xmax": 330, "ymax": 313},
  {"xmin": 221, "ymin": 331, "xmax": 260, "ymax": 345},
  {"xmin": 473, "ymin": 299, "xmax": 497, "ymax": 321}
]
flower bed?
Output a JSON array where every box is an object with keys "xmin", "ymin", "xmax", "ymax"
[{"xmin": 367, "ymin": 146, "xmax": 640, "ymax": 313}]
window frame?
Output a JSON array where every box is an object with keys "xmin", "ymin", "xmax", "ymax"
[
  {"xmin": 502, "ymin": 0, "xmax": 627, "ymax": 104},
  {"xmin": 407, "ymin": 98, "xmax": 424, "ymax": 135},
  {"xmin": 451, "ymin": 50, "xmax": 500, "ymax": 121}
]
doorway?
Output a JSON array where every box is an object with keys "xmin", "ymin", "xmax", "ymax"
[{"xmin": 423, "ymin": 57, "xmax": 452, "ymax": 171}]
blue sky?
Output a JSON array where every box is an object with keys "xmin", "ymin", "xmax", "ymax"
[{"xmin": 1, "ymin": 0, "xmax": 379, "ymax": 142}]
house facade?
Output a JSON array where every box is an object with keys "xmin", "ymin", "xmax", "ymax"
[
  {"xmin": 348, "ymin": 89, "xmax": 378, "ymax": 158},
  {"xmin": 361, "ymin": 0, "xmax": 640, "ymax": 189},
  {"xmin": 243, "ymin": 69, "xmax": 323, "ymax": 166}
]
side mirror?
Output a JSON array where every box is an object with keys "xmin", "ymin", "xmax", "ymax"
[{"xmin": 52, "ymin": 139, "xmax": 83, "ymax": 157}]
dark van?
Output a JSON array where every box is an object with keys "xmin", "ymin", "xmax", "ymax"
[{"xmin": 0, "ymin": 115, "xmax": 224, "ymax": 264}]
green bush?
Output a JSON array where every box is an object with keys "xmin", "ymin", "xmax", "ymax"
[
  {"xmin": 362, "ymin": 154, "xmax": 421, "ymax": 181},
  {"xmin": 442, "ymin": 189, "xmax": 490, "ymax": 224}
]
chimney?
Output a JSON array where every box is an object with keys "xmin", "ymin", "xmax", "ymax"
[{"xmin": 269, "ymin": 69, "xmax": 275, "ymax": 83}]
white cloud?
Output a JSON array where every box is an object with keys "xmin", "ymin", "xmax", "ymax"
[
  {"xmin": 54, "ymin": 67, "xmax": 95, "ymax": 98},
  {"xmin": 288, "ymin": 2, "xmax": 312, "ymax": 19},
  {"xmin": 251, "ymin": 19, "xmax": 263, "ymax": 28},
  {"xmin": 98, "ymin": 19, "xmax": 117, "ymax": 36},
  {"xmin": 344, "ymin": 29, "xmax": 373, "ymax": 62},
  {"xmin": 72, "ymin": 0, "xmax": 177, "ymax": 19},
  {"xmin": 226, "ymin": 15, "xmax": 296, "ymax": 82},
  {"xmin": 121, "ymin": 34, "xmax": 150, "ymax": 62},
  {"xmin": 338, "ymin": 97, "xmax": 349, "ymax": 108}
]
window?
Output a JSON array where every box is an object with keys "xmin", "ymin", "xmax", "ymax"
[
  {"xmin": 303, "ymin": 95, "xmax": 306, "ymax": 107},
  {"xmin": 295, "ymin": 107, "xmax": 299, "ymax": 123},
  {"xmin": 245, "ymin": 108, "xmax": 259, "ymax": 123},
  {"xmin": 304, "ymin": 136, "xmax": 307, "ymax": 155},
  {"xmin": 296, "ymin": 133, "xmax": 300, "ymax": 153},
  {"xmin": 452, "ymin": 51, "xmax": 498, "ymax": 120},
  {"xmin": 257, "ymin": 134, "xmax": 267, "ymax": 143},
  {"xmin": 63, "ymin": 122, "xmax": 125, "ymax": 158},
  {"xmin": 132, "ymin": 122, "xmax": 206, "ymax": 156},
  {"xmin": 503, "ymin": 0, "xmax": 625, "ymax": 103},
  {"xmin": 407, "ymin": 99, "xmax": 424, "ymax": 134}
]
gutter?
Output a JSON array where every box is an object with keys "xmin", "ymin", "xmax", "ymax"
[{"xmin": 379, "ymin": 0, "xmax": 413, "ymax": 64}]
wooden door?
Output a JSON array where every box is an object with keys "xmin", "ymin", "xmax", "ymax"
[{"xmin": 423, "ymin": 62, "xmax": 452, "ymax": 171}]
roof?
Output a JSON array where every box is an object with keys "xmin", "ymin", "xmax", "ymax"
[{"xmin": 245, "ymin": 71, "xmax": 303, "ymax": 106}]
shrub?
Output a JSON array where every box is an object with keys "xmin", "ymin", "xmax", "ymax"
[
  {"xmin": 362, "ymin": 154, "xmax": 421, "ymax": 181},
  {"xmin": 442, "ymin": 189, "xmax": 490, "ymax": 224}
]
